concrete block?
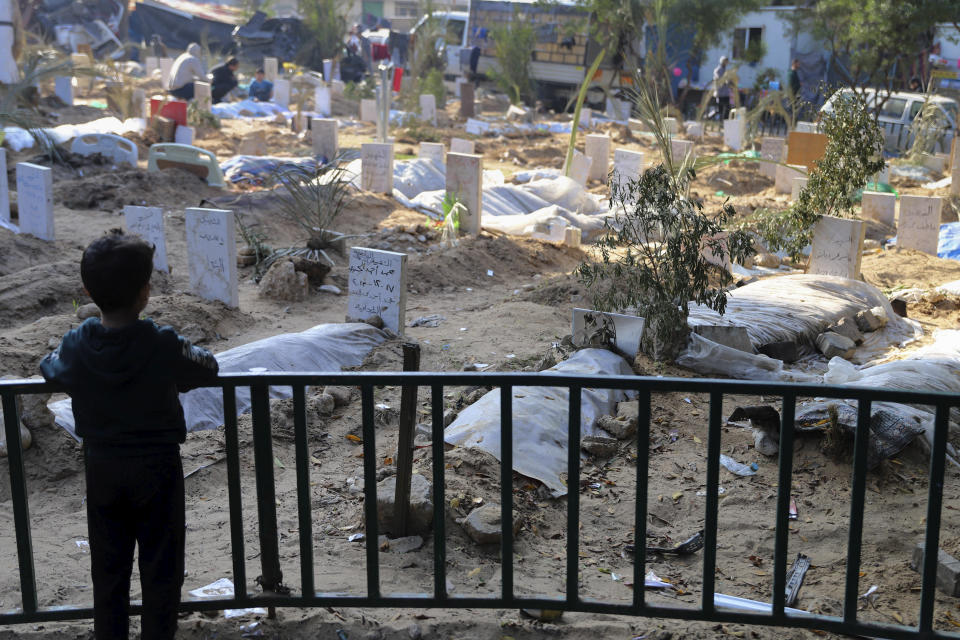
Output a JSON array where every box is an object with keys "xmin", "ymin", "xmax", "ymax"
[{"xmin": 911, "ymin": 543, "xmax": 960, "ymax": 597}]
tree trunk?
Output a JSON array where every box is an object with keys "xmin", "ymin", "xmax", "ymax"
[{"xmin": 640, "ymin": 299, "xmax": 690, "ymax": 362}]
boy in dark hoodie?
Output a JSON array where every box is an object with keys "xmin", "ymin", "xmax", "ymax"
[{"xmin": 41, "ymin": 230, "xmax": 219, "ymax": 640}]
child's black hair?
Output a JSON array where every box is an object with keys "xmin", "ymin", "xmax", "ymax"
[
  {"xmin": 256, "ymin": 68, "xmax": 265, "ymax": 74},
  {"xmin": 81, "ymin": 229, "xmax": 154, "ymax": 313}
]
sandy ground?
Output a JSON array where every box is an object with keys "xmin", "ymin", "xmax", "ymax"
[{"xmin": 0, "ymin": 77, "xmax": 959, "ymax": 639}]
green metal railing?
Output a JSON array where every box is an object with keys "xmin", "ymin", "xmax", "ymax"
[{"xmin": 0, "ymin": 373, "xmax": 958, "ymax": 638}]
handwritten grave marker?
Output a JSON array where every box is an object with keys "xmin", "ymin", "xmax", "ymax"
[
  {"xmin": 446, "ymin": 152, "xmax": 483, "ymax": 236},
  {"xmin": 15, "ymin": 162, "xmax": 53, "ymax": 241},
  {"xmin": 273, "ymin": 79, "xmax": 290, "ymax": 108},
  {"xmin": 584, "ymin": 134, "xmax": 610, "ymax": 182},
  {"xmin": 263, "ymin": 57, "xmax": 278, "ymax": 82},
  {"xmin": 194, "ymin": 81, "xmax": 212, "ymax": 111},
  {"xmin": 418, "ymin": 142, "xmax": 445, "ymax": 165},
  {"xmin": 723, "ymin": 117, "xmax": 744, "ymax": 152},
  {"xmin": 450, "ymin": 138, "xmax": 474, "ymax": 154},
  {"xmin": 361, "ymin": 142, "xmax": 394, "ymax": 194},
  {"xmin": 790, "ymin": 176, "xmax": 808, "ymax": 202},
  {"xmin": 775, "ymin": 164, "xmax": 806, "ymax": 194},
  {"xmin": 360, "ymin": 98, "xmax": 377, "ymax": 122},
  {"xmin": 760, "ymin": 137, "xmax": 786, "ymax": 180},
  {"xmin": 898, "ymin": 195, "xmax": 941, "ymax": 255},
  {"xmin": 861, "ymin": 191, "xmax": 896, "ymax": 227},
  {"xmin": 808, "ymin": 216, "xmax": 865, "ymax": 279},
  {"xmin": 311, "ymin": 118, "xmax": 338, "ymax": 161},
  {"xmin": 419, "ymin": 93, "xmax": 437, "ymax": 126},
  {"xmin": 124, "ymin": 206, "xmax": 169, "ymax": 272},
  {"xmin": 54, "ymin": 76, "xmax": 74, "ymax": 106},
  {"xmin": 348, "ymin": 247, "xmax": 407, "ymax": 333},
  {"xmin": 611, "ymin": 149, "xmax": 644, "ymax": 202},
  {"xmin": 185, "ymin": 208, "xmax": 238, "ymax": 307},
  {"xmin": 314, "ymin": 86, "xmax": 331, "ymax": 117}
]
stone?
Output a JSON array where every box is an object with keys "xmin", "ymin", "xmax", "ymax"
[
  {"xmin": 54, "ymin": 76, "xmax": 74, "ymax": 106},
  {"xmin": 124, "ymin": 205, "xmax": 169, "ymax": 272},
  {"xmin": 446, "ymin": 152, "xmax": 483, "ymax": 236},
  {"xmin": 263, "ymin": 56, "xmax": 278, "ymax": 82},
  {"xmin": 898, "ymin": 195, "xmax": 942, "ymax": 255},
  {"xmin": 775, "ymin": 164, "xmax": 806, "ymax": 194},
  {"xmin": 407, "ymin": 622, "xmax": 422, "ymax": 639},
  {"xmin": 314, "ymin": 86, "xmax": 331, "ymax": 117},
  {"xmin": 376, "ymin": 473, "xmax": 433, "ymax": 536},
  {"xmin": 311, "ymin": 118, "xmax": 338, "ymax": 161},
  {"xmin": 572, "ymin": 308, "xmax": 645, "ymax": 357},
  {"xmin": 347, "ymin": 247, "xmax": 407, "ymax": 334},
  {"xmin": 290, "ymin": 256, "xmax": 330, "ymax": 286},
  {"xmin": 462, "ymin": 503, "xmax": 520, "ymax": 545},
  {"xmin": 273, "ymin": 79, "xmax": 290, "ymax": 109},
  {"xmin": 861, "ymin": 192, "xmax": 896, "ymax": 228},
  {"xmin": 459, "ymin": 81, "xmax": 474, "ymax": 118},
  {"xmin": 808, "ymin": 215, "xmax": 865, "ymax": 280},
  {"xmin": 693, "ymin": 325, "xmax": 753, "ymax": 353},
  {"xmin": 419, "ymin": 93, "xmax": 437, "ymax": 125},
  {"xmin": 890, "ymin": 298, "xmax": 908, "ymax": 318},
  {"xmin": 159, "ymin": 57, "xmax": 174, "ymax": 87},
  {"xmin": 584, "ymin": 134, "xmax": 611, "ymax": 182},
  {"xmin": 611, "ymin": 148, "xmax": 644, "ymax": 203},
  {"xmin": 193, "ymin": 81, "xmax": 212, "ymax": 110},
  {"xmin": 754, "ymin": 252, "xmax": 781, "ymax": 269},
  {"xmin": 443, "ymin": 408, "xmax": 457, "ymax": 427},
  {"xmin": 759, "ymin": 137, "xmax": 786, "ymax": 180},
  {"xmin": 855, "ymin": 309, "xmax": 884, "ymax": 333},
  {"xmin": 450, "ymin": 138, "xmax": 475, "ymax": 154},
  {"xmin": 323, "ymin": 386, "xmax": 353, "ymax": 407},
  {"xmin": 360, "ymin": 98, "xmax": 377, "ymax": 122},
  {"xmin": 361, "ymin": 143, "xmax": 394, "ymax": 194},
  {"xmin": 723, "ymin": 117, "xmax": 744, "ymax": 151},
  {"xmin": 670, "ymin": 138, "xmax": 695, "ymax": 165},
  {"xmin": 185, "ymin": 208, "xmax": 239, "ymax": 307},
  {"xmin": 597, "ymin": 414, "xmax": 637, "ymax": 440},
  {"xmin": 911, "ymin": 542, "xmax": 960, "ymax": 597},
  {"xmin": 790, "ymin": 176, "xmax": 808, "ymax": 202},
  {"xmin": 816, "ymin": 332, "xmax": 856, "ymax": 359},
  {"xmin": 259, "ymin": 258, "xmax": 309, "ymax": 301},
  {"xmin": 754, "ymin": 430, "xmax": 779, "ymax": 456},
  {"xmin": 316, "ymin": 393, "xmax": 336, "ymax": 415},
  {"xmin": 419, "ymin": 142, "xmax": 444, "ymax": 165},
  {"xmin": 568, "ymin": 150, "xmax": 591, "ymax": 186},
  {"xmin": 16, "ymin": 162, "xmax": 54, "ymax": 241},
  {"xmin": 564, "ymin": 226, "xmax": 581, "ymax": 247},
  {"xmin": 76, "ymin": 303, "xmax": 100, "ymax": 320},
  {"xmin": 829, "ymin": 316, "xmax": 864, "ymax": 345},
  {"xmin": 582, "ymin": 435, "xmax": 618, "ymax": 457}
]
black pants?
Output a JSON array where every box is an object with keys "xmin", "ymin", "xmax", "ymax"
[
  {"xmin": 85, "ymin": 449, "xmax": 185, "ymax": 640},
  {"xmin": 168, "ymin": 84, "xmax": 194, "ymax": 101},
  {"xmin": 715, "ymin": 96, "xmax": 731, "ymax": 120}
]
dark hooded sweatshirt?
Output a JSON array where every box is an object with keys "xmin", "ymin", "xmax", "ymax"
[{"xmin": 40, "ymin": 318, "xmax": 219, "ymax": 454}]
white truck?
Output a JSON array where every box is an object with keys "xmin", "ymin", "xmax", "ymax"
[{"xmin": 411, "ymin": 0, "xmax": 636, "ymax": 111}]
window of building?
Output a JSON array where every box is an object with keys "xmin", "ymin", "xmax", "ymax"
[
  {"xmin": 395, "ymin": 2, "xmax": 418, "ymax": 18},
  {"xmin": 732, "ymin": 27, "xmax": 763, "ymax": 60}
]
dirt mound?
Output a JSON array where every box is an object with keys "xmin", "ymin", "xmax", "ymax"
[
  {"xmin": 0, "ymin": 261, "xmax": 89, "ymax": 328},
  {"xmin": 0, "ymin": 229, "xmax": 74, "ymax": 277},
  {"xmin": 696, "ymin": 162, "xmax": 771, "ymax": 196},
  {"xmin": 54, "ymin": 167, "xmax": 224, "ymax": 212},
  {"xmin": 861, "ymin": 249, "xmax": 960, "ymax": 292},
  {"xmin": 518, "ymin": 273, "xmax": 589, "ymax": 308},
  {"xmin": 143, "ymin": 294, "xmax": 257, "ymax": 345},
  {"xmin": 408, "ymin": 235, "xmax": 583, "ymax": 293}
]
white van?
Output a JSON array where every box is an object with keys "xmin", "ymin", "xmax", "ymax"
[{"xmin": 821, "ymin": 88, "xmax": 957, "ymax": 153}]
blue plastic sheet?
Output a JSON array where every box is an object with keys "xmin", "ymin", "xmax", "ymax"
[
  {"xmin": 938, "ymin": 223, "xmax": 960, "ymax": 261},
  {"xmin": 220, "ymin": 155, "xmax": 319, "ymax": 186}
]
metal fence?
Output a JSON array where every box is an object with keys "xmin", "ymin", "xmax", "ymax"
[{"xmin": 0, "ymin": 373, "xmax": 958, "ymax": 638}]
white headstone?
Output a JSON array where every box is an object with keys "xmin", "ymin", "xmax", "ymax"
[
  {"xmin": 578, "ymin": 109, "xmax": 592, "ymax": 129},
  {"xmin": 419, "ymin": 93, "xmax": 437, "ymax": 126},
  {"xmin": 419, "ymin": 142, "xmax": 445, "ymax": 165},
  {"xmin": 0, "ymin": 150, "xmax": 9, "ymax": 228},
  {"xmin": 361, "ymin": 143, "xmax": 394, "ymax": 194},
  {"xmin": 450, "ymin": 138, "xmax": 475, "ymax": 154},
  {"xmin": 273, "ymin": 79, "xmax": 290, "ymax": 108},
  {"xmin": 871, "ymin": 165, "xmax": 890, "ymax": 185},
  {"xmin": 670, "ymin": 138, "xmax": 695, "ymax": 164},
  {"xmin": 124, "ymin": 206, "xmax": 169, "ymax": 272},
  {"xmin": 564, "ymin": 226, "xmax": 582, "ymax": 247},
  {"xmin": 54, "ymin": 76, "xmax": 74, "ymax": 106},
  {"xmin": 808, "ymin": 216, "xmax": 865, "ymax": 279},
  {"xmin": 663, "ymin": 117, "xmax": 679, "ymax": 135},
  {"xmin": 685, "ymin": 122, "xmax": 704, "ymax": 139},
  {"xmin": 314, "ymin": 86, "xmax": 331, "ymax": 117},
  {"xmin": 263, "ymin": 57, "xmax": 278, "ymax": 82},
  {"xmin": 132, "ymin": 88, "xmax": 147, "ymax": 119},
  {"xmin": 446, "ymin": 152, "xmax": 483, "ymax": 237},
  {"xmin": 194, "ymin": 81, "xmax": 212, "ymax": 110},
  {"xmin": 312, "ymin": 118, "xmax": 338, "ymax": 160},
  {"xmin": 861, "ymin": 192, "xmax": 896, "ymax": 228},
  {"xmin": 790, "ymin": 176, "xmax": 808, "ymax": 202},
  {"xmin": 611, "ymin": 149, "xmax": 644, "ymax": 201},
  {"xmin": 331, "ymin": 79, "xmax": 345, "ymax": 96},
  {"xmin": 174, "ymin": 125, "xmax": 195, "ymax": 145},
  {"xmin": 360, "ymin": 98, "xmax": 378, "ymax": 122},
  {"xmin": 159, "ymin": 57, "xmax": 174, "ymax": 88},
  {"xmin": 775, "ymin": 164, "xmax": 806, "ymax": 194},
  {"xmin": 572, "ymin": 308, "xmax": 645, "ymax": 358},
  {"xmin": 323, "ymin": 59, "xmax": 333, "ymax": 82},
  {"xmin": 953, "ymin": 167, "xmax": 960, "ymax": 198},
  {"xmin": 898, "ymin": 195, "xmax": 942, "ymax": 255},
  {"xmin": 184, "ymin": 208, "xmax": 239, "ymax": 308},
  {"xmin": 569, "ymin": 150, "xmax": 592, "ymax": 187},
  {"xmin": 15, "ymin": 162, "xmax": 53, "ymax": 241},
  {"xmin": 347, "ymin": 247, "xmax": 407, "ymax": 334},
  {"xmin": 760, "ymin": 137, "xmax": 786, "ymax": 180},
  {"xmin": 723, "ymin": 117, "xmax": 745, "ymax": 151},
  {"xmin": 464, "ymin": 118, "xmax": 490, "ymax": 135},
  {"xmin": 795, "ymin": 121, "xmax": 819, "ymax": 133},
  {"xmin": 145, "ymin": 56, "xmax": 159, "ymax": 77},
  {"xmin": 584, "ymin": 134, "xmax": 610, "ymax": 183}
]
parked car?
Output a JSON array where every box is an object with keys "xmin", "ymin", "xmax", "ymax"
[{"xmin": 821, "ymin": 88, "xmax": 957, "ymax": 153}]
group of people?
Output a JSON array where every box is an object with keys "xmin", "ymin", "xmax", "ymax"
[
  {"xmin": 165, "ymin": 43, "xmax": 275, "ymax": 104},
  {"xmin": 711, "ymin": 55, "xmax": 804, "ymax": 120}
]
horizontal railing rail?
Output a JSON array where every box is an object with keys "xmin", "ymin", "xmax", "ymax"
[{"xmin": 1, "ymin": 373, "xmax": 958, "ymax": 638}]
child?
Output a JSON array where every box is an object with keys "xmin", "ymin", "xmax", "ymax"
[
  {"xmin": 41, "ymin": 230, "xmax": 219, "ymax": 640},
  {"xmin": 248, "ymin": 68, "xmax": 273, "ymax": 102}
]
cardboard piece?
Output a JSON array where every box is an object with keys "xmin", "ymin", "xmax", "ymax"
[
  {"xmin": 569, "ymin": 150, "xmax": 592, "ymax": 187},
  {"xmin": 786, "ymin": 132, "xmax": 828, "ymax": 170},
  {"xmin": 775, "ymin": 164, "xmax": 806, "ymax": 194},
  {"xmin": 450, "ymin": 138, "xmax": 475, "ymax": 154},
  {"xmin": 459, "ymin": 81, "xmax": 474, "ymax": 118},
  {"xmin": 808, "ymin": 216, "xmax": 865, "ymax": 280},
  {"xmin": 54, "ymin": 76, "xmax": 74, "ymax": 106},
  {"xmin": 263, "ymin": 57, "xmax": 278, "ymax": 82},
  {"xmin": 572, "ymin": 308, "xmax": 645, "ymax": 358},
  {"xmin": 898, "ymin": 195, "xmax": 942, "ymax": 255},
  {"xmin": 723, "ymin": 117, "xmax": 744, "ymax": 151},
  {"xmin": 446, "ymin": 152, "xmax": 483, "ymax": 237},
  {"xmin": 419, "ymin": 93, "xmax": 437, "ymax": 126},
  {"xmin": 418, "ymin": 142, "xmax": 445, "ymax": 165},
  {"xmin": 194, "ymin": 81, "xmax": 212, "ymax": 111},
  {"xmin": 760, "ymin": 137, "xmax": 786, "ymax": 180},
  {"xmin": 147, "ymin": 144, "xmax": 225, "ymax": 187},
  {"xmin": 70, "ymin": 133, "xmax": 138, "ymax": 167},
  {"xmin": 361, "ymin": 143, "xmax": 394, "ymax": 194},
  {"xmin": 311, "ymin": 118, "xmax": 338, "ymax": 161},
  {"xmin": 273, "ymin": 79, "xmax": 290, "ymax": 109},
  {"xmin": 360, "ymin": 98, "xmax": 377, "ymax": 122},
  {"xmin": 184, "ymin": 208, "xmax": 238, "ymax": 307},
  {"xmin": 15, "ymin": 162, "xmax": 54, "ymax": 241},
  {"xmin": 347, "ymin": 247, "xmax": 407, "ymax": 334},
  {"xmin": 584, "ymin": 134, "xmax": 610, "ymax": 182},
  {"xmin": 314, "ymin": 86, "xmax": 331, "ymax": 117},
  {"xmin": 124, "ymin": 205, "xmax": 169, "ymax": 272},
  {"xmin": 860, "ymin": 192, "xmax": 896, "ymax": 228}
]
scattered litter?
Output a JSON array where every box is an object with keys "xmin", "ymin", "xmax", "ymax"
[
  {"xmin": 646, "ymin": 530, "xmax": 705, "ymax": 555},
  {"xmin": 860, "ymin": 585, "xmax": 879, "ymax": 603},
  {"xmin": 188, "ymin": 578, "xmax": 234, "ymax": 599},
  {"xmin": 715, "ymin": 593, "xmax": 813, "ymax": 617},
  {"xmin": 487, "ymin": 269, "xmax": 494, "ymax": 277},
  {"xmin": 785, "ymin": 553, "xmax": 811, "ymax": 607},
  {"xmin": 644, "ymin": 569, "xmax": 673, "ymax": 589},
  {"xmin": 683, "ymin": 397, "xmax": 692, "ymax": 404},
  {"xmin": 719, "ymin": 454, "xmax": 757, "ymax": 476},
  {"xmin": 788, "ymin": 497, "xmax": 798, "ymax": 520},
  {"xmin": 696, "ymin": 487, "xmax": 726, "ymax": 497},
  {"xmin": 225, "ymin": 607, "xmax": 267, "ymax": 619},
  {"xmin": 409, "ymin": 314, "xmax": 445, "ymax": 328},
  {"xmin": 319, "ymin": 284, "xmax": 342, "ymax": 295},
  {"xmin": 75, "ymin": 539, "xmax": 89, "ymax": 553},
  {"xmin": 348, "ymin": 533, "xmax": 365, "ymax": 542}
]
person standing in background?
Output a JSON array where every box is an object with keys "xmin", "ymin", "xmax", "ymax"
[{"xmin": 713, "ymin": 56, "xmax": 732, "ymax": 119}]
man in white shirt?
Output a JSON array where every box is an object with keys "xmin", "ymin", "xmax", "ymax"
[{"xmin": 167, "ymin": 43, "xmax": 205, "ymax": 101}]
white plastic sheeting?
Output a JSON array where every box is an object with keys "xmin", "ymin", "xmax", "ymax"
[
  {"xmin": 444, "ymin": 349, "xmax": 633, "ymax": 496},
  {"xmin": 211, "ymin": 99, "xmax": 292, "ymax": 120},
  {"xmin": 49, "ymin": 323, "xmax": 388, "ymax": 439},
  {"xmin": 4, "ymin": 117, "xmax": 146, "ymax": 151}
]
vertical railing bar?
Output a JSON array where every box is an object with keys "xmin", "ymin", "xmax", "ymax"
[
  {"xmin": 772, "ymin": 393, "xmax": 796, "ymax": 617},
  {"xmin": 292, "ymin": 385, "xmax": 314, "ymax": 598},
  {"xmin": 918, "ymin": 402, "xmax": 950, "ymax": 632},
  {"xmin": 431, "ymin": 383, "xmax": 447, "ymax": 601},
  {"xmin": 1, "ymin": 391, "xmax": 37, "ymax": 613},
  {"xmin": 702, "ymin": 391, "xmax": 723, "ymax": 613},
  {"xmin": 843, "ymin": 398, "xmax": 872, "ymax": 624},
  {"xmin": 360, "ymin": 384, "xmax": 380, "ymax": 600},
  {"xmin": 222, "ymin": 385, "xmax": 247, "ymax": 599},
  {"xmin": 250, "ymin": 384, "xmax": 283, "ymax": 592},
  {"xmin": 500, "ymin": 385, "xmax": 514, "ymax": 605},
  {"xmin": 633, "ymin": 388, "xmax": 651, "ymax": 611},
  {"xmin": 566, "ymin": 385, "xmax": 582, "ymax": 606}
]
